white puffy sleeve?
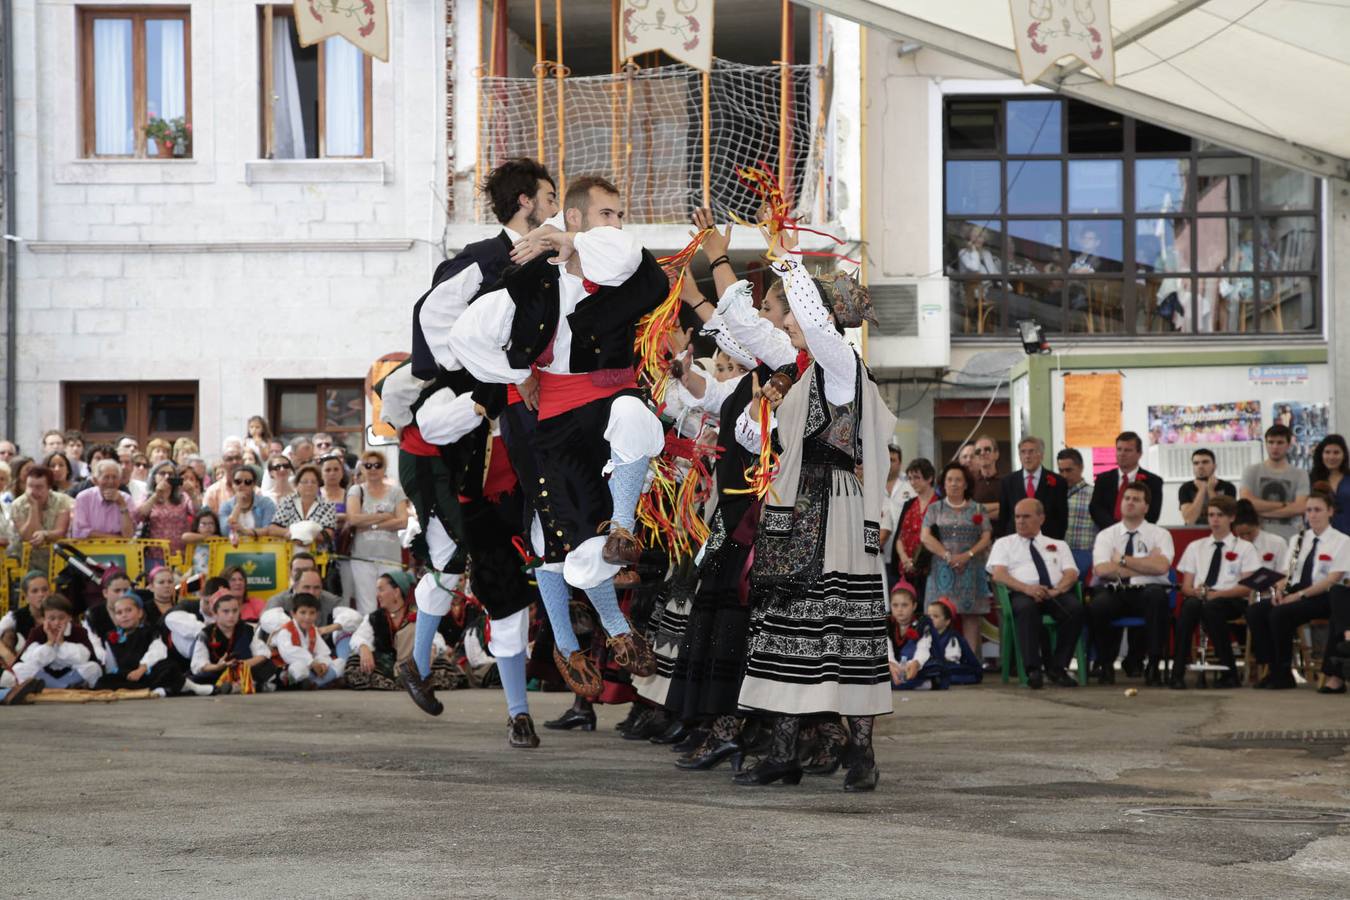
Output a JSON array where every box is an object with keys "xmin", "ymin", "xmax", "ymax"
[
  {"xmin": 692, "ymin": 370, "xmax": 741, "ymax": 414},
  {"xmin": 414, "ymin": 388, "xmax": 484, "ymax": 446},
  {"xmin": 419, "ymin": 265, "xmax": 483, "ymax": 372},
  {"xmin": 700, "ymin": 310, "xmax": 757, "ymax": 370},
  {"xmin": 140, "ymin": 638, "xmax": 168, "ymax": 670},
  {"xmin": 448, "ymin": 287, "xmax": 533, "ymax": 386},
  {"xmin": 734, "ymin": 403, "xmax": 776, "ymax": 455},
  {"xmin": 377, "ymin": 365, "xmax": 426, "ymax": 432},
  {"xmin": 774, "ymin": 259, "xmax": 855, "ymax": 406},
  {"xmin": 349, "ymin": 617, "xmax": 376, "ymax": 652},
  {"xmin": 714, "ymin": 280, "xmax": 796, "ymax": 370},
  {"xmin": 573, "ymin": 227, "xmax": 643, "ymax": 286}
]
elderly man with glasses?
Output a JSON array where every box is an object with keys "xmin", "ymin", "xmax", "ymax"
[{"xmin": 203, "ymin": 439, "xmax": 247, "ymax": 514}]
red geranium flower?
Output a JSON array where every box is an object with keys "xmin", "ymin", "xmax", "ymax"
[
  {"xmin": 1319, "ymin": 553, "xmax": 1332, "ymax": 562},
  {"xmin": 1225, "ymin": 551, "xmax": 1238, "ymax": 561},
  {"xmin": 1262, "ymin": 552, "xmax": 1275, "ymax": 561},
  {"xmin": 1045, "ymin": 544, "xmax": 1057, "ymax": 552},
  {"xmin": 1045, "ymin": 473, "xmax": 1057, "ymax": 486},
  {"xmin": 107, "ymin": 631, "xmax": 119, "ymax": 644},
  {"xmin": 972, "ymin": 513, "xmax": 984, "ymax": 525}
]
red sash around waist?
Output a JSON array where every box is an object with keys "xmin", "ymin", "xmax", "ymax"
[{"xmin": 536, "ymin": 369, "xmax": 635, "ymax": 421}]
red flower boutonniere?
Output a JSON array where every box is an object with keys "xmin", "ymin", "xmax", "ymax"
[
  {"xmin": 1225, "ymin": 551, "xmax": 1238, "ymax": 561},
  {"xmin": 581, "ymin": 278, "xmax": 601, "ymax": 295},
  {"xmin": 903, "ymin": 627, "xmax": 919, "ymax": 642},
  {"xmin": 1045, "ymin": 473, "xmax": 1057, "ymax": 486},
  {"xmin": 1045, "ymin": 544, "xmax": 1057, "ymax": 552},
  {"xmin": 972, "ymin": 513, "xmax": 984, "ymax": 525},
  {"xmin": 107, "ymin": 631, "xmax": 120, "ymax": 645},
  {"xmin": 1262, "ymin": 552, "xmax": 1275, "ymax": 562},
  {"xmin": 1319, "ymin": 553, "xmax": 1333, "ymax": 562}
]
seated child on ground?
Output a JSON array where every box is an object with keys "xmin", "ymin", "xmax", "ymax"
[
  {"xmin": 189, "ymin": 593, "xmax": 276, "ymax": 694},
  {"xmin": 920, "ymin": 597, "xmax": 983, "ymax": 688},
  {"xmin": 92, "ymin": 592, "xmax": 203, "ymax": 696},
  {"xmin": 1, "ymin": 571, "xmax": 50, "ymax": 659},
  {"xmin": 7, "ymin": 593, "xmax": 102, "ymax": 690},
  {"xmin": 888, "ymin": 581, "xmax": 933, "ymax": 690},
  {"xmin": 270, "ymin": 595, "xmax": 343, "ymax": 689}
]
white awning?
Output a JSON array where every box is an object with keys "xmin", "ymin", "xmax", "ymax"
[{"xmin": 802, "ymin": 0, "xmax": 1350, "ymax": 179}]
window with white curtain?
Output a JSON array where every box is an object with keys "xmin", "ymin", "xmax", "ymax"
[
  {"xmin": 260, "ymin": 8, "xmax": 372, "ymax": 159},
  {"xmin": 80, "ymin": 9, "xmax": 192, "ymax": 158}
]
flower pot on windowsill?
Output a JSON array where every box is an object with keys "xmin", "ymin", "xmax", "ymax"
[{"xmin": 156, "ymin": 141, "xmax": 175, "ymax": 159}]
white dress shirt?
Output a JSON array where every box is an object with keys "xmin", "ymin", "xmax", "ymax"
[
  {"xmin": 1092, "ymin": 521, "xmax": 1175, "ymax": 586},
  {"xmin": 1250, "ymin": 530, "xmax": 1289, "ymax": 575},
  {"xmin": 987, "ymin": 531, "xmax": 1079, "ymax": 587},
  {"xmin": 1282, "ymin": 525, "xmax": 1350, "ymax": 586},
  {"xmin": 1176, "ymin": 532, "xmax": 1259, "ymax": 590}
]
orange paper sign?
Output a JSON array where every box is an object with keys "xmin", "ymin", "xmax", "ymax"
[{"xmin": 1063, "ymin": 372, "xmax": 1122, "ymax": 447}]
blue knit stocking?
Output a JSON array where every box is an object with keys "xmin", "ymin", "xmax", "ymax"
[
  {"xmin": 535, "ymin": 567, "xmax": 580, "ymax": 656},
  {"xmin": 497, "ymin": 651, "xmax": 529, "ymax": 718}
]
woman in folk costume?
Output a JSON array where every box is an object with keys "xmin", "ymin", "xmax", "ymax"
[
  {"xmin": 648, "ymin": 241, "xmax": 797, "ymax": 769},
  {"xmin": 732, "ymin": 228, "xmax": 896, "ymax": 792}
]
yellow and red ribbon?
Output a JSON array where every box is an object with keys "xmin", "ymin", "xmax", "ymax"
[
  {"xmin": 634, "ymin": 228, "xmax": 713, "ymax": 404},
  {"xmin": 725, "ymin": 395, "xmax": 780, "ymax": 501}
]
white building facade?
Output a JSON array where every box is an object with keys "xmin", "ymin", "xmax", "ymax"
[{"xmin": 5, "ymin": 0, "xmax": 449, "ymax": 454}]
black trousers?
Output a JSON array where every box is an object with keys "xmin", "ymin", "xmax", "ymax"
[
  {"xmin": 1172, "ymin": 596, "xmax": 1247, "ymax": 670},
  {"xmin": 1090, "ymin": 585, "xmax": 1170, "ymax": 665},
  {"xmin": 1251, "ymin": 588, "xmax": 1341, "ymax": 675},
  {"xmin": 1009, "ymin": 590, "xmax": 1085, "ymax": 674}
]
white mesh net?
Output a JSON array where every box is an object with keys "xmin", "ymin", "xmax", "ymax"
[{"xmin": 476, "ymin": 59, "xmax": 823, "ymax": 225}]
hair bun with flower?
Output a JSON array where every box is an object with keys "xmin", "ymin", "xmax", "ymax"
[{"xmin": 811, "ymin": 269, "xmax": 878, "ymax": 330}]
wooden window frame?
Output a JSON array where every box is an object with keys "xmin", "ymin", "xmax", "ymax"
[
  {"xmin": 267, "ymin": 379, "xmax": 366, "ymax": 447},
  {"xmin": 79, "ymin": 6, "xmax": 193, "ymax": 159},
  {"xmin": 259, "ymin": 5, "xmax": 374, "ymax": 160},
  {"xmin": 62, "ymin": 380, "xmax": 200, "ymax": 448}
]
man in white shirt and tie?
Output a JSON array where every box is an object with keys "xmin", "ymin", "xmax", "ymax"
[
  {"xmin": 1171, "ymin": 495, "xmax": 1259, "ymax": 689},
  {"xmin": 987, "ymin": 498, "xmax": 1083, "ymax": 689},
  {"xmin": 1089, "ymin": 481, "xmax": 1175, "ymax": 686}
]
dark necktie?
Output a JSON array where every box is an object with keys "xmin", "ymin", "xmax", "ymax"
[
  {"xmin": 1121, "ymin": 530, "xmax": 1137, "ymax": 585},
  {"xmin": 1203, "ymin": 540, "xmax": 1224, "ymax": 588},
  {"xmin": 1028, "ymin": 539, "xmax": 1053, "ymax": 588},
  {"xmin": 1298, "ymin": 534, "xmax": 1319, "ymax": 588}
]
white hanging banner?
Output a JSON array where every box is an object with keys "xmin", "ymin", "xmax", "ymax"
[
  {"xmin": 294, "ymin": 0, "xmax": 390, "ymax": 62},
  {"xmin": 1010, "ymin": 0, "xmax": 1115, "ymax": 86},
  {"xmin": 620, "ymin": 0, "xmax": 715, "ymax": 73}
]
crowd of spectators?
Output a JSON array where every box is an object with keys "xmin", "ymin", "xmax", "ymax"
[
  {"xmin": 878, "ymin": 424, "xmax": 1350, "ymax": 694},
  {"xmin": 0, "ymin": 419, "xmax": 1347, "ymax": 702}
]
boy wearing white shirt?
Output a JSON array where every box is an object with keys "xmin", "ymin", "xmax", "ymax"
[
  {"xmin": 1171, "ymin": 496, "xmax": 1259, "ymax": 689},
  {"xmin": 272, "ymin": 595, "xmax": 342, "ymax": 689},
  {"xmin": 1089, "ymin": 482, "xmax": 1175, "ymax": 686},
  {"xmin": 986, "ymin": 498, "xmax": 1084, "ymax": 689},
  {"xmin": 1250, "ymin": 489, "xmax": 1350, "ymax": 690}
]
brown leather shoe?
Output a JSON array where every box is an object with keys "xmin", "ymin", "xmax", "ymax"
[
  {"xmin": 553, "ymin": 647, "xmax": 603, "ymax": 699},
  {"xmin": 602, "ymin": 525, "xmax": 642, "ymax": 566},
  {"xmin": 398, "ymin": 659, "xmax": 444, "ymax": 717},
  {"xmin": 613, "ymin": 567, "xmax": 641, "ymax": 589},
  {"xmin": 607, "ymin": 630, "xmax": 657, "ymax": 677},
  {"xmin": 508, "ymin": 713, "xmax": 541, "ymax": 748}
]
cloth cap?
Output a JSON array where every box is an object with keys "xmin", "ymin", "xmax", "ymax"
[{"xmin": 383, "ymin": 568, "xmax": 416, "ymax": 597}]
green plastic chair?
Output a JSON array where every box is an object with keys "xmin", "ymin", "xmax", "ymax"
[{"xmin": 997, "ymin": 582, "xmax": 1088, "ymax": 685}]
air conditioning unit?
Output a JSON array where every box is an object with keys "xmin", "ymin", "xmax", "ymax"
[{"xmin": 863, "ymin": 276, "xmax": 951, "ymax": 370}]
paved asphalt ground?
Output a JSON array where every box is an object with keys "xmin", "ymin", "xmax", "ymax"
[{"xmin": 2, "ymin": 682, "xmax": 1348, "ymax": 899}]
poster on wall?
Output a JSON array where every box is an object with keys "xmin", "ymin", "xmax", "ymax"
[
  {"xmin": 1146, "ymin": 401, "xmax": 1263, "ymax": 446},
  {"xmin": 1274, "ymin": 401, "xmax": 1329, "ymax": 470},
  {"xmin": 1063, "ymin": 373, "xmax": 1122, "ymax": 447}
]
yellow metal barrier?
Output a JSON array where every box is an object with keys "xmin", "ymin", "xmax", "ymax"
[
  {"xmin": 208, "ymin": 538, "xmax": 302, "ymax": 602},
  {"xmin": 47, "ymin": 539, "xmax": 149, "ymax": 586}
]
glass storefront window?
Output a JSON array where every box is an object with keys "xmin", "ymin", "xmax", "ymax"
[
  {"xmin": 945, "ymin": 161, "xmax": 1001, "ymax": 214},
  {"xmin": 1006, "ymin": 160, "xmax": 1061, "ymax": 213},
  {"xmin": 1136, "ymin": 159, "xmax": 1190, "ymax": 213},
  {"xmin": 1007, "ymin": 100, "xmax": 1061, "ymax": 154},
  {"xmin": 944, "ymin": 96, "xmax": 1320, "ymax": 338},
  {"xmin": 1008, "ymin": 219, "xmax": 1062, "ymax": 274}
]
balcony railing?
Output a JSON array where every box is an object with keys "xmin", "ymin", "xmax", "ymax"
[{"xmin": 474, "ymin": 59, "xmax": 827, "ymax": 226}]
